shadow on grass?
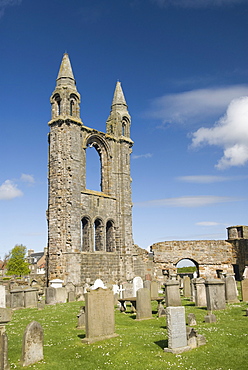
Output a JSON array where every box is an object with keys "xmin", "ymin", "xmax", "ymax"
[
  {"xmin": 154, "ymin": 339, "xmax": 168, "ymax": 349},
  {"xmin": 160, "ymin": 325, "xmax": 167, "ymax": 329},
  {"xmin": 77, "ymin": 334, "xmax": 86, "ymax": 339}
]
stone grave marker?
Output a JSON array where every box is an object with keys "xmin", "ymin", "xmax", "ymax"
[
  {"xmin": 133, "ymin": 277, "xmax": 143, "ymax": 297},
  {"xmin": 77, "ymin": 306, "xmax": 85, "ymax": 329},
  {"xmin": 21, "ymin": 321, "xmax": 43, "ymax": 367},
  {"xmin": 91, "ymin": 279, "xmax": 106, "ymax": 290},
  {"xmin": 24, "ymin": 288, "xmax": 38, "ymax": 308},
  {"xmin": 183, "ymin": 276, "xmax": 191, "ymax": 298},
  {"xmin": 187, "ymin": 313, "xmax": 197, "ymax": 326},
  {"xmin": 68, "ymin": 291, "xmax": 76, "ymax": 302},
  {"xmin": 225, "ymin": 275, "xmax": 239, "ymax": 303},
  {"xmin": 0, "ymin": 307, "xmax": 12, "ymax": 370},
  {"xmin": 0, "ymin": 286, "xmax": 6, "ymax": 308},
  {"xmin": 186, "ymin": 327, "xmax": 206, "ymax": 349},
  {"xmin": 193, "ymin": 278, "xmax": 207, "ymax": 307},
  {"xmin": 10, "ymin": 289, "xmax": 24, "ymax": 309},
  {"xmin": 136, "ymin": 288, "xmax": 152, "ymax": 321},
  {"xmin": 143, "ymin": 280, "xmax": 151, "ymax": 293},
  {"xmin": 204, "ymin": 313, "xmax": 216, "ymax": 323},
  {"xmin": 164, "ymin": 280, "xmax": 181, "ymax": 307},
  {"xmin": 45, "ymin": 287, "xmax": 56, "ymax": 305},
  {"xmin": 122, "ymin": 282, "xmax": 133, "ymax": 298},
  {"xmin": 164, "ymin": 306, "xmax": 190, "ymax": 354},
  {"xmin": 55, "ymin": 287, "xmax": 67, "ymax": 303},
  {"xmin": 150, "ymin": 281, "xmax": 159, "ymax": 299},
  {"xmin": 205, "ymin": 279, "xmax": 226, "ymax": 310},
  {"xmin": 241, "ymin": 279, "xmax": 248, "ymax": 302},
  {"xmin": 82, "ymin": 288, "xmax": 118, "ymax": 344}
]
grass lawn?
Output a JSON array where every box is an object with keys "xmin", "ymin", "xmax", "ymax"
[{"xmin": 6, "ymin": 298, "xmax": 248, "ymax": 370}]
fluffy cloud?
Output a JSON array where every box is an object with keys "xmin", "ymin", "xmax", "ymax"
[
  {"xmin": 134, "ymin": 195, "xmax": 240, "ymax": 208},
  {"xmin": 21, "ymin": 173, "xmax": 35, "ymax": 184},
  {"xmin": 191, "ymin": 96, "xmax": 248, "ymax": 169},
  {"xmin": 177, "ymin": 175, "xmax": 231, "ymax": 183},
  {"xmin": 152, "ymin": 0, "xmax": 248, "ymax": 8},
  {"xmin": 196, "ymin": 221, "xmax": 223, "ymax": 226},
  {"xmin": 147, "ymin": 85, "xmax": 248, "ymax": 126},
  {"xmin": 0, "ymin": 180, "xmax": 23, "ymax": 200}
]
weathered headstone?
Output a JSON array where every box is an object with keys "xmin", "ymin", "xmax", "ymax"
[
  {"xmin": 133, "ymin": 277, "xmax": 143, "ymax": 297},
  {"xmin": 164, "ymin": 306, "xmax": 190, "ymax": 354},
  {"xmin": 143, "ymin": 280, "xmax": 151, "ymax": 293},
  {"xmin": 82, "ymin": 288, "xmax": 118, "ymax": 344},
  {"xmin": 68, "ymin": 291, "xmax": 76, "ymax": 302},
  {"xmin": 164, "ymin": 280, "xmax": 181, "ymax": 307},
  {"xmin": 91, "ymin": 279, "xmax": 106, "ymax": 290},
  {"xmin": 186, "ymin": 327, "xmax": 206, "ymax": 349},
  {"xmin": 21, "ymin": 321, "xmax": 43, "ymax": 367},
  {"xmin": 205, "ymin": 279, "xmax": 226, "ymax": 310},
  {"xmin": 204, "ymin": 313, "xmax": 216, "ymax": 323},
  {"xmin": 224, "ymin": 275, "xmax": 239, "ymax": 303},
  {"xmin": 241, "ymin": 279, "xmax": 248, "ymax": 302},
  {"xmin": 10, "ymin": 289, "xmax": 24, "ymax": 309},
  {"xmin": 187, "ymin": 313, "xmax": 197, "ymax": 326},
  {"xmin": 193, "ymin": 278, "xmax": 207, "ymax": 307},
  {"xmin": 183, "ymin": 276, "xmax": 191, "ymax": 298},
  {"xmin": 45, "ymin": 287, "xmax": 56, "ymax": 305},
  {"xmin": 24, "ymin": 289, "xmax": 38, "ymax": 308},
  {"xmin": 55, "ymin": 287, "xmax": 67, "ymax": 303},
  {"xmin": 122, "ymin": 282, "xmax": 133, "ymax": 298},
  {"xmin": 0, "ymin": 286, "xmax": 6, "ymax": 308},
  {"xmin": 50, "ymin": 279, "xmax": 63, "ymax": 288},
  {"xmin": 136, "ymin": 288, "xmax": 152, "ymax": 321},
  {"xmin": 77, "ymin": 306, "xmax": 85, "ymax": 329},
  {"xmin": 150, "ymin": 281, "xmax": 159, "ymax": 299},
  {"xmin": 0, "ymin": 307, "xmax": 12, "ymax": 370}
]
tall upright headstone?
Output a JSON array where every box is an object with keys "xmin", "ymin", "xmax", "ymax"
[
  {"xmin": 0, "ymin": 308, "xmax": 12, "ymax": 370},
  {"xmin": 150, "ymin": 281, "xmax": 159, "ymax": 299},
  {"xmin": 133, "ymin": 277, "xmax": 143, "ymax": 297},
  {"xmin": 224, "ymin": 275, "xmax": 239, "ymax": 303},
  {"xmin": 164, "ymin": 307, "xmax": 190, "ymax": 354},
  {"xmin": 21, "ymin": 321, "xmax": 44, "ymax": 367},
  {"xmin": 0, "ymin": 286, "xmax": 6, "ymax": 308},
  {"xmin": 241, "ymin": 279, "xmax": 248, "ymax": 302},
  {"xmin": 183, "ymin": 276, "xmax": 191, "ymax": 298},
  {"xmin": 164, "ymin": 280, "xmax": 181, "ymax": 307},
  {"xmin": 82, "ymin": 288, "xmax": 118, "ymax": 344},
  {"xmin": 205, "ymin": 279, "xmax": 226, "ymax": 310},
  {"xmin": 193, "ymin": 278, "xmax": 207, "ymax": 307},
  {"xmin": 136, "ymin": 288, "xmax": 152, "ymax": 320}
]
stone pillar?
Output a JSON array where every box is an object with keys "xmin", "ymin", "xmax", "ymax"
[
  {"xmin": 164, "ymin": 280, "xmax": 181, "ymax": 307},
  {"xmin": 205, "ymin": 279, "xmax": 226, "ymax": 310}
]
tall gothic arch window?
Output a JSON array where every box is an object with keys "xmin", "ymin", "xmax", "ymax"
[
  {"xmin": 106, "ymin": 220, "xmax": 115, "ymax": 252},
  {"xmin": 122, "ymin": 116, "xmax": 130, "ymax": 137},
  {"xmin": 81, "ymin": 217, "xmax": 91, "ymax": 252},
  {"xmin": 54, "ymin": 94, "xmax": 61, "ymax": 116},
  {"xmin": 94, "ymin": 218, "xmax": 104, "ymax": 251}
]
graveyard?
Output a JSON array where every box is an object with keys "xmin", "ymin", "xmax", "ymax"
[{"xmin": 2, "ymin": 286, "xmax": 247, "ymax": 370}]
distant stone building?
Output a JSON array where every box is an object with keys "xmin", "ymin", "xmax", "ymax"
[{"xmin": 47, "ymin": 54, "xmax": 148, "ymax": 286}]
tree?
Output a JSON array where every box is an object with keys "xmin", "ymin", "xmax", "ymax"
[{"xmin": 6, "ymin": 244, "xmax": 30, "ymax": 277}]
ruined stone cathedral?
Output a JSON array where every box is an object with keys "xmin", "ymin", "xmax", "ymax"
[{"xmin": 47, "ymin": 54, "xmax": 148, "ymax": 286}]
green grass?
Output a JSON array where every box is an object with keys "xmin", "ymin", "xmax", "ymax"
[{"xmin": 6, "ymin": 298, "xmax": 248, "ymax": 370}]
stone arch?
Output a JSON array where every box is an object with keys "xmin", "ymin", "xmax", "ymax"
[
  {"xmin": 51, "ymin": 93, "xmax": 61, "ymax": 117},
  {"xmin": 176, "ymin": 258, "xmax": 199, "ymax": 277},
  {"xmin": 81, "ymin": 216, "xmax": 92, "ymax": 252},
  {"xmin": 122, "ymin": 116, "xmax": 130, "ymax": 137},
  {"xmin": 85, "ymin": 134, "xmax": 112, "ymax": 194},
  {"xmin": 69, "ymin": 93, "xmax": 80, "ymax": 118},
  {"xmin": 94, "ymin": 217, "xmax": 104, "ymax": 251},
  {"xmin": 106, "ymin": 219, "xmax": 115, "ymax": 252}
]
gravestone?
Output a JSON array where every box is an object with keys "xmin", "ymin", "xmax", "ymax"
[
  {"xmin": 55, "ymin": 287, "xmax": 67, "ymax": 303},
  {"xmin": 150, "ymin": 281, "xmax": 159, "ymax": 299},
  {"xmin": 193, "ymin": 278, "xmax": 207, "ymax": 307},
  {"xmin": 24, "ymin": 289, "xmax": 38, "ymax": 308},
  {"xmin": 164, "ymin": 306, "xmax": 190, "ymax": 354},
  {"xmin": 82, "ymin": 288, "xmax": 118, "ymax": 344},
  {"xmin": 77, "ymin": 306, "xmax": 85, "ymax": 329},
  {"xmin": 136, "ymin": 288, "xmax": 152, "ymax": 321},
  {"xmin": 186, "ymin": 327, "xmax": 206, "ymax": 349},
  {"xmin": 204, "ymin": 313, "xmax": 216, "ymax": 323},
  {"xmin": 0, "ymin": 307, "xmax": 12, "ymax": 369},
  {"xmin": 143, "ymin": 280, "xmax": 151, "ymax": 293},
  {"xmin": 45, "ymin": 287, "xmax": 56, "ymax": 305},
  {"xmin": 21, "ymin": 321, "xmax": 43, "ymax": 367},
  {"xmin": 133, "ymin": 277, "xmax": 143, "ymax": 297},
  {"xmin": 10, "ymin": 289, "xmax": 24, "ymax": 309},
  {"xmin": 91, "ymin": 279, "xmax": 106, "ymax": 290},
  {"xmin": 183, "ymin": 276, "xmax": 191, "ymax": 298},
  {"xmin": 65, "ymin": 282, "xmax": 75, "ymax": 294},
  {"xmin": 205, "ymin": 279, "xmax": 226, "ymax": 310},
  {"xmin": 224, "ymin": 275, "xmax": 239, "ymax": 303},
  {"xmin": 122, "ymin": 282, "xmax": 133, "ymax": 298},
  {"xmin": 0, "ymin": 286, "xmax": 6, "ymax": 308},
  {"xmin": 68, "ymin": 291, "xmax": 76, "ymax": 302},
  {"xmin": 164, "ymin": 280, "xmax": 181, "ymax": 307},
  {"xmin": 50, "ymin": 279, "xmax": 63, "ymax": 288},
  {"xmin": 187, "ymin": 313, "xmax": 197, "ymax": 326},
  {"xmin": 241, "ymin": 279, "xmax": 248, "ymax": 302}
]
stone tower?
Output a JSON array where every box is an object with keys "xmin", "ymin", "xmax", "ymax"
[{"xmin": 47, "ymin": 54, "xmax": 135, "ymax": 285}]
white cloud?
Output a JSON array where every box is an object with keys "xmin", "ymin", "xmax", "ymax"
[
  {"xmin": 132, "ymin": 153, "xmax": 153, "ymax": 159},
  {"xmin": 177, "ymin": 175, "xmax": 231, "ymax": 183},
  {"xmin": 152, "ymin": 0, "xmax": 248, "ymax": 8},
  {"xmin": 21, "ymin": 173, "xmax": 35, "ymax": 184},
  {"xmin": 0, "ymin": 180, "xmax": 23, "ymax": 200},
  {"xmin": 0, "ymin": 0, "xmax": 21, "ymax": 19},
  {"xmin": 147, "ymin": 85, "xmax": 248, "ymax": 126},
  {"xmin": 196, "ymin": 221, "xmax": 222, "ymax": 226},
  {"xmin": 134, "ymin": 195, "xmax": 240, "ymax": 208},
  {"xmin": 191, "ymin": 96, "xmax": 248, "ymax": 169}
]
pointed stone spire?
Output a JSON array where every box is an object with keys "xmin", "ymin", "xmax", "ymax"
[
  {"xmin": 56, "ymin": 53, "xmax": 76, "ymax": 90},
  {"xmin": 111, "ymin": 81, "xmax": 127, "ymax": 108}
]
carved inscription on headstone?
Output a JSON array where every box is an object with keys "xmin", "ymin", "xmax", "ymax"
[{"xmin": 164, "ymin": 306, "xmax": 190, "ymax": 353}]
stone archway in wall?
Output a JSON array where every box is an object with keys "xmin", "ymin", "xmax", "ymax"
[{"xmin": 176, "ymin": 258, "xmax": 199, "ymax": 278}]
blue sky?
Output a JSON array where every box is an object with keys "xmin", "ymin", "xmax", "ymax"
[{"xmin": 0, "ymin": 0, "xmax": 248, "ymax": 257}]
